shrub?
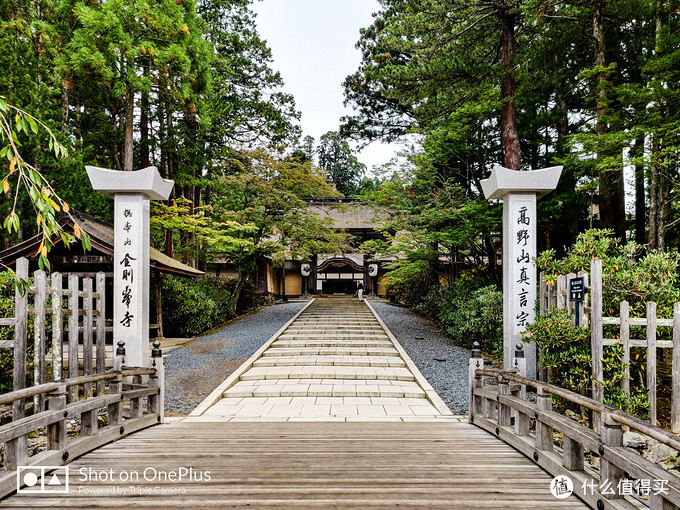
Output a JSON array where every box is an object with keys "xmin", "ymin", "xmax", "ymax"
[
  {"xmin": 439, "ymin": 283, "xmax": 503, "ymax": 356},
  {"xmin": 160, "ymin": 275, "xmax": 236, "ymax": 337},
  {"xmin": 524, "ymin": 308, "xmax": 649, "ymax": 417}
]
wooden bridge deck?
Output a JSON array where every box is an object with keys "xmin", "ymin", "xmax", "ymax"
[{"xmin": 2, "ymin": 421, "xmax": 587, "ymax": 509}]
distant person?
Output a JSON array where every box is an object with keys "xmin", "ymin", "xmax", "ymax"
[{"xmin": 357, "ymin": 282, "xmax": 364, "ymax": 302}]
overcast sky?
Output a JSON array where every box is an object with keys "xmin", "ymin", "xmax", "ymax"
[{"xmin": 251, "ymin": 0, "xmax": 402, "ymax": 172}]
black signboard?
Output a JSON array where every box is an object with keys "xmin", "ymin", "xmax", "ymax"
[{"xmin": 569, "ymin": 277, "xmax": 585, "ymax": 302}]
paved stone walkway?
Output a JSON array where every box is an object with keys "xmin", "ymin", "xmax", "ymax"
[{"xmin": 184, "ymin": 298, "xmax": 459, "ymax": 422}]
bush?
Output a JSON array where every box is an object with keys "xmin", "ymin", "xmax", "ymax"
[
  {"xmin": 524, "ymin": 308, "xmax": 649, "ymax": 417},
  {"xmin": 160, "ymin": 275, "xmax": 236, "ymax": 337},
  {"xmin": 439, "ymin": 283, "xmax": 503, "ymax": 356}
]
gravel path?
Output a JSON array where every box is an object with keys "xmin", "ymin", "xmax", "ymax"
[
  {"xmin": 164, "ymin": 301, "xmax": 308, "ymax": 414},
  {"xmin": 369, "ymin": 300, "xmax": 471, "ymax": 415}
]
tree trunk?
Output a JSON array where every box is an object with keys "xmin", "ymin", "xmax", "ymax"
[
  {"xmin": 593, "ymin": 0, "xmax": 626, "ymax": 240},
  {"xmin": 140, "ymin": 67, "xmax": 150, "ymax": 169},
  {"xmin": 500, "ymin": 9, "xmax": 520, "ymax": 170},
  {"xmin": 124, "ymin": 84, "xmax": 134, "ymax": 172},
  {"xmin": 61, "ymin": 80, "xmax": 70, "ymax": 133},
  {"xmin": 634, "ymin": 135, "xmax": 646, "ymax": 246}
]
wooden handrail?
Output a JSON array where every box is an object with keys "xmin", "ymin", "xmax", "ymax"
[
  {"xmin": 0, "ymin": 370, "xmax": 159, "ymax": 407},
  {"xmin": 477, "ymin": 367, "xmax": 680, "ymax": 454}
]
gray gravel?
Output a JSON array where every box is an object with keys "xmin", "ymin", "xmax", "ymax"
[
  {"xmin": 164, "ymin": 301, "xmax": 308, "ymax": 414},
  {"xmin": 369, "ymin": 300, "xmax": 471, "ymax": 415}
]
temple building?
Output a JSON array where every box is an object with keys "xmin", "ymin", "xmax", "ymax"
[{"xmin": 208, "ymin": 198, "xmax": 390, "ymax": 298}]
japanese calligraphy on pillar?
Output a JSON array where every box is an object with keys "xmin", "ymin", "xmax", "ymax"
[
  {"xmin": 509, "ymin": 197, "xmax": 536, "ymax": 340},
  {"xmin": 113, "ymin": 194, "xmax": 147, "ymax": 364}
]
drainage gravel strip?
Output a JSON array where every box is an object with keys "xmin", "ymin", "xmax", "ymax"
[
  {"xmin": 368, "ymin": 300, "xmax": 471, "ymax": 415},
  {"xmin": 164, "ymin": 301, "xmax": 308, "ymax": 414},
  {"xmin": 164, "ymin": 299, "xmax": 470, "ymax": 415}
]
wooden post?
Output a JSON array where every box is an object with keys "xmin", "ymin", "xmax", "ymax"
[
  {"xmin": 47, "ymin": 384, "xmax": 67, "ymax": 450},
  {"xmin": 6, "ymin": 257, "xmax": 29, "ymax": 469},
  {"xmin": 535, "ymin": 387, "xmax": 553, "ymax": 451},
  {"xmin": 539, "ymin": 272, "xmax": 547, "ymax": 316},
  {"xmin": 82, "ymin": 278, "xmax": 97, "ymax": 436},
  {"xmin": 33, "ymin": 270, "xmax": 46, "ymax": 413},
  {"xmin": 67, "ymin": 274, "xmax": 79, "ymax": 403},
  {"xmin": 130, "ymin": 375, "xmax": 143, "ymax": 418},
  {"xmin": 513, "ymin": 346, "xmax": 529, "ymax": 436},
  {"xmin": 620, "ymin": 301, "xmax": 630, "ymax": 399},
  {"xmin": 672, "ymin": 302, "xmax": 680, "ymax": 434},
  {"xmin": 468, "ymin": 342, "xmax": 483, "ymax": 422},
  {"xmin": 647, "ymin": 301, "xmax": 657, "ymax": 426},
  {"xmin": 590, "ymin": 258, "xmax": 604, "ymax": 433},
  {"xmin": 51, "ymin": 272, "xmax": 64, "ymax": 381},
  {"xmin": 600, "ymin": 412, "xmax": 624, "ymax": 500},
  {"xmin": 562, "ymin": 436, "xmax": 584, "ymax": 471},
  {"xmin": 566, "ymin": 272, "xmax": 575, "ymax": 322},
  {"xmin": 498, "ymin": 376, "xmax": 511, "ymax": 427},
  {"xmin": 95, "ymin": 272, "xmax": 106, "ymax": 395},
  {"xmin": 107, "ymin": 373, "xmax": 123, "ymax": 426},
  {"xmin": 557, "ymin": 275, "xmax": 567, "ymax": 310}
]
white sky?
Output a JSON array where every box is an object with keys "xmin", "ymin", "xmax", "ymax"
[{"xmin": 251, "ymin": 0, "xmax": 403, "ymax": 173}]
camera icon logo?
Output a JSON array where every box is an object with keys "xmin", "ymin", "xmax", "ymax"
[{"xmin": 17, "ymin": 466, "xmax": 69, "ymax": 494}]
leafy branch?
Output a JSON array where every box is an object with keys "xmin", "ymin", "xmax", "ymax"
[{"xmin": 0, "ymin": 96, "xmax": 91, "ymax": 274}]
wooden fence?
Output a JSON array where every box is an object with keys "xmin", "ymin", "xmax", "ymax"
[
  {"xmin": 0, "ymin": 257, "xmax": 165, "ymax": 499},
  {"xmin": 469, "ymin": 346, "xmax": 680, "ymax": 509},
  {"xmin": 539, "ymin": 258, "xmax": 680, "ymax": 434}
]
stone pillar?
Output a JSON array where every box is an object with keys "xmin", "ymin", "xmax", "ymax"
[
  {"xmin": 86, "ymin": 166, "xmax": 174, "ymax": 368},
  {"xmin": 481, "ymin": 164, "xmax": 562, "ymax": 377}
]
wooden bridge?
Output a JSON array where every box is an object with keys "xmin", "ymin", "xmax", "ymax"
[{"xmin": 1, "ymin": 296, "xmax": 679, "ymax": 509}]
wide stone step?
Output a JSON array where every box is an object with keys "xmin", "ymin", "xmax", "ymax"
[
  {"xmin": 239, "ymin": 366, "xmax": 415, "ymax": 382},
  {"xmin": 278, "ymin": 334, "xmax": 389, "ymax": 341},
  {"xmin": 223, "ymin": 379, "xmax": 427, "ymax": 399},
  {"xmin": 263, "ymin": 347, "xmax": 400, "ymax": 357},
  {"xmin": 273, "ymin": 340, "xmax": 392, "ymax": 348},
  {"xmin": 252, "ymin": 355, "xmax": 407, "ymax": 368}
]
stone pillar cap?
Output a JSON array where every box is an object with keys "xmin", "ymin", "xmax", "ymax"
[
  {"xmin": 481, "ymin": 164, "xmax": 563, "ymax": 200},
  {"xmin": 86, "ymin": 166, "xmax": 174, "ymax": 201}
]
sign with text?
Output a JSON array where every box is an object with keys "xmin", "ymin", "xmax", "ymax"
[{"xmin": 569, "ymin": 277, "xmax": 585, "ymax": 302}]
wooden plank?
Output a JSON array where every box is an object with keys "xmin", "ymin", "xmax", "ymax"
[
  {"xmin": 0, "ymin": 340, "xmax": 13, "ymax": 348},
  {"xmin": 81, "ymin": 278, "xmax": 96, "ymax": 435},
  {"xmin": 0, "ymin": 394, "xmax": 121, "ymax": 443},
  {"xmin": 590, "ymin": 258, "xmax": 603, "ymax": 433},
  {"xmin": 95, "ymin": 272, "xmax": 106, "ymax": 395},
  {"xmin": 33, "ymin": 269, "xmax": 47, "ymax": 413},
  {"xmin": 647, "ymin": 301, "xmax": 657, "ymax": 426},
  {"xmin": 556, "ymin": 274, "xmax": 567, "ymax": 310},
  {"xmin": 6, "ymin": 257, "xmax": 29, "ymax": 470},
  {"xmin": 620, "ymin": 300, "xmax": 630, "ymax": 398},
  {"xmin": 0, "ymin": 421, "xmax": 589, "ymax": 508},
  {"xmin": 67, "ymin": 274, "xmax": 79, "ymax": 403},
  {"xmin": 672, "ymin": 302, "xmax": 680, "ymax": 434},
  {"xmin": 51, "ymin": 272, "xmax": 64, "ymax": 381},
  {"xmin": 0, "ymin": 317, "xmax": 15, "ymax": 326}
]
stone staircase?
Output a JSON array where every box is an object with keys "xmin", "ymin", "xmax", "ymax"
[{"xmin": 190, "ymin": 298, "xmax": 455, "ymax": 421}]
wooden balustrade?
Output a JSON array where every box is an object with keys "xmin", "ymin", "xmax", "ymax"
[
  {"xmin": 0, "ymin": 343, "xmax": 165, "ymax": 499},
  {"xmin": 469, "ymin": 343, "xmax": 680, "ymax": 510}
]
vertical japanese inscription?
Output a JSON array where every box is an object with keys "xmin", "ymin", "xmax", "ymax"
[{"xmin": 511, "ymin": 200, "xmax": 535, "ymax": 337}]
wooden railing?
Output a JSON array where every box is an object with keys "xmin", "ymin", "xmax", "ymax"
[
  {"xmin": 469, "ymin": 343, "xmax": 680, "ymax": 510},
  {"xmin": 0, "ymin": 342, "xmax": 165, "ymax": 499}
]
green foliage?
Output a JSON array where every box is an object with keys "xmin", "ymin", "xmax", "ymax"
[
  {"xmin": 537, "ymin": 229, "xmax": 680, "ymax": 320},
  {"xmin": 160, "ymin": 275, "xmax": 236, "ymax": 337},
  {"xmin": 316, "ymin": 131, "xmax": 366, "ymax": 197},
  {"xmin": 0, "ymin": 98, "xmax": 90, "ymax": 273},
  {"xmin": 524, "ymin": 308, "xmax": 592, "ymax": 393},
  {"xmin": 524, "ymin": 308, "xmax": 649, "ymax": 417},
  {"xmin": 439, "ymin": 283, "xmax": 503, "ymax": 357}
]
